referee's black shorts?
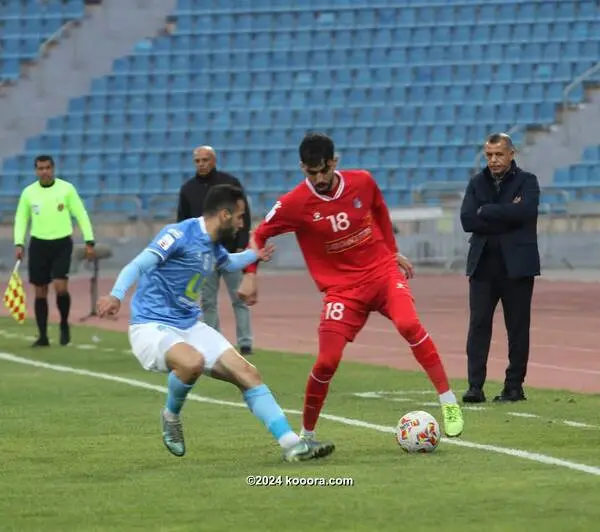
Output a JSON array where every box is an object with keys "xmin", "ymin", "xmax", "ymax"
[{"xmin": 28, "ymin": 236, "xmax": 73, "ymax": 286}]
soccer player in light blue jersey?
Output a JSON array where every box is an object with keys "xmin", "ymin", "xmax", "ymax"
[{"xmin": 97, "ymin": 185, "xmax": 335, "ymax": 463}]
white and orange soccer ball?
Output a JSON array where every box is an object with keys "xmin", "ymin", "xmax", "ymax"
[{"xmin": 395, "ymin": 410, "xmax": 441, "ymax": 453}]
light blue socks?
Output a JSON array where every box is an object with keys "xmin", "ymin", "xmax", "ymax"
[
  {"xmin": 165, "ymin": 371, "xmax": 194, "ymax": 415},
  {"xmin": 243, "ymin": 384, "xmax": 299, "ymax": 448}
]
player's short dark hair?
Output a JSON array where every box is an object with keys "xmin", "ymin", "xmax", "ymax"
[
  {"xmin": 34, "ymin": 154, "xmax": 54, "ymax": 167},
  {"xmin": 485, "ymin": 132, "xmax": 515, "ymax": 150},
  {"xmin": 203, "ymin": 184, "xmax": 246, "ymax": 216},
  {"xmin": 299, "ymin": 132, "xmax": 335, "ymax": 167}
]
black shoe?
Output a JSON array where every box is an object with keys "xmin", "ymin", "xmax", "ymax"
[
  {"xmin": 462, "ymin": 387, "xmax": 486, "ymax": 403},
  {"xmin": 493, "ymin": 387, "xmax": 526, "ymax": 403},
  {"xmin": 240, "ymin": 346, "xmax": 253, "ymax": 356},
  {"xmin": 31, "ymin": 337, "xmax": 50, "ymax": 347},
  {"xmin": 60, "ymin": 323, "xmax": 71, "ymax": 346}
]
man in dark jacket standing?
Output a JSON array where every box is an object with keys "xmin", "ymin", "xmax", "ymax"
[
  {"xmin": 177, "ymin": 145, "xmax": 253, "ymax": 355},
  {"xmin": 460, "ymin": 133, "xmax": 540, "ymax": 404}
]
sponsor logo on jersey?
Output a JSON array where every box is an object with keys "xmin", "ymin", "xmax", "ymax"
[
  {"xmin": 177, "ymin": 296, "xmax": 199, "ymax": 308},
  {"xmin": 325, "ymin": 225, "xmax": 372, "ymax": 254},
  {"xmin": 158, "ymin": 233, "xmax": 175, "ymax": 251},
  {"xmin": 202, "ymin": 252, "xmax": 213, "ymax": 271}
]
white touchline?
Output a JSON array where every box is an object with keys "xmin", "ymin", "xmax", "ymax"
[
  {"xmin": 1, "ymin": 353, "xmax": 600, "ymax": 477},
  {"xmin": 352, "ymin": 391, "xmax": 600, "ymax": 430}
]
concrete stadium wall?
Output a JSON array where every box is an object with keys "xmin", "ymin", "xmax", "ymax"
[{"xmin": 2, "ymin": 207, "xmax": 600, "ymax": 275}]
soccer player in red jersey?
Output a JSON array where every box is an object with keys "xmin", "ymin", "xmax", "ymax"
[{"xmin": 239, "ymin": 133, "xmax": 464, "ymax": 442}]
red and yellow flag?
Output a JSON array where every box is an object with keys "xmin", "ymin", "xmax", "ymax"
[{"xmin": 3, "ymin": 265, "xmax": 26, "ymax": 324}]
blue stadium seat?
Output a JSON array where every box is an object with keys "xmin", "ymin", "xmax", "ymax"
[
  {"xmin": 0, "ymin": 0, "xmax": 86, "ymax": 82},
  {"xmin": 3, "ymin": 1, "xmax": 600, "ymax": 212}
]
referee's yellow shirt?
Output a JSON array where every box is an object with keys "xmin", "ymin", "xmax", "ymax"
[{"xmin": 14, "ymin": 178, "xmax": 94, "ymax": 246}]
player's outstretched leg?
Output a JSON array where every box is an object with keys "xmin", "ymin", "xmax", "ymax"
[
  {"xmin": 162, "ymin": 343, "xmax": 206, "ymax": 457},
  {"xmin": 210, "ymin": 348, "xmax": 335, "ymax": 462},
  {"xmin": 301, "ymin": 330, "xmax": 347, "ymax": 441},
  {"xmin": 386, "ymin": 287, "xmax": 464, "ymax": 438}
]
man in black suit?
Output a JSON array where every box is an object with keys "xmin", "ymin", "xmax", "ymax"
[{"xmin": 460, "ymin": 133, "xmax": 540, "ymax": 403}]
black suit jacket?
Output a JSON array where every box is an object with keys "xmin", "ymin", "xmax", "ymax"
[
  {"xmin": 460, "ymin": 161, "xmax": 541, "ymax": 279},
  {"xmin": 176, "ymin": 169, "xmax": 251, "ymax": 253}
]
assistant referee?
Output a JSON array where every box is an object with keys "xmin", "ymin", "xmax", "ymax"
[{"xmin": 13, "ymin": 155, "xmax": 96, "ymax": 347}]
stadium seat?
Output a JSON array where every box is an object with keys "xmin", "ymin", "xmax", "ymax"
[
  {"xmin": 0, "ymin": 0, "xmax": 85, "ymax": 82},
  {"xmin": 3, "ymin": 0, "xmax": 600, "ymax": 212}
]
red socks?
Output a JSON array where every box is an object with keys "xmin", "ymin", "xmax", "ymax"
[
  {"xmin": 303, "ymin": 330, "xmax": 347, "ymax": 432},
  {"xmin": 407, "ymin": 331, "xmax": 450, "ymax": 394},
  {"xmin": 386, "ymin": 290, "xmax": 451, "ymax": 395}
]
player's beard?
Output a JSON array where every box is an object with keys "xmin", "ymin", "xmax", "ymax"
[
  {"xmin": 218, "ymin": 224, "xmax": 237, "ymax": 242},
  {"xmin": 315, "ymin": 179, "xmax": 333, "ymax": 193}
]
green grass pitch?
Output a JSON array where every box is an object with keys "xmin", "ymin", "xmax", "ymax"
[{"xmin": 0, "ymin": 317, "xmax": 599, "ymax": 532}]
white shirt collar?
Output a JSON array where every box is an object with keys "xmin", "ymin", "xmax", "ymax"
[
  {"xmin": 198, "ymin": 216, "xmax": 207, "ymax": 234},
  {"xmin": 304, "ymin": 171, "xmax": 345, "ymax": 202}
]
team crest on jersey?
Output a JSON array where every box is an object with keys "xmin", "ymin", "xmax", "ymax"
[
  {"xmin": 32, "ymin": 204, "xmax": 40, "ymax": 215},
  {"xmin": 57, "ymin": 203, "xmax": 64, "ymax": 212},
  {"xmin": 313, "ymin": 212, "xmax": 321, "ymax": 221},
  {"xmin": 353, "ymin": 198, "xmax": 362, "ymax": 209}
]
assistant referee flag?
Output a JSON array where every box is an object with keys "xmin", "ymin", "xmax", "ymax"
[{"xmin": 3, "ymin": 263, "xmax": 26, "ymax": 323}]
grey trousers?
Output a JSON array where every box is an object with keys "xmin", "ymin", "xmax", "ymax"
[{"xmin": 200, "ymin": 269, "xmax": 252, "ymax": 349}]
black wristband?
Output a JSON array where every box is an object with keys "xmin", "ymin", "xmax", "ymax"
[{"xmin": 85, "ymin": 241, "xmax": 95, "ymax": 247}]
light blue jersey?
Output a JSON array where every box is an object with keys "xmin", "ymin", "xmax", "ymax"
[{"xmin": 110, "ymin": 217, "xmax": 258, "ymax": 330}]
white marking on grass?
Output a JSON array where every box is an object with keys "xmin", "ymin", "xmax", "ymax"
[
  {"xmin": 353, "ymin": 392, "xmax": 384, "ymax": 399},
  {"xmin": 353, "ymin": 390, "xmax": 600, "ymax": 431},
  {"xmin": 366, "ymin": 390, "xmax": 434, "ymax": 396},
  {"xmin": 0, "ymin": 329, "xmax": 118, "ymax": 354},
  {"xmin": 1, "ymin": 352, "xmax": 600, "ymax": 477},
  {"xmin": 563, "ymin": 420, "xmax": 597, "ymax": 429}
]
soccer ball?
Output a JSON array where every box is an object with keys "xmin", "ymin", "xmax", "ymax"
[{"xmin": 395, "ymin": 410, "xmax": 440, "ymax": 453}]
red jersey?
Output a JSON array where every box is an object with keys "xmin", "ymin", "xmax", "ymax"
[{"xmin": 246, "ymin": 170, "xmax": 399, "ymax": 292}]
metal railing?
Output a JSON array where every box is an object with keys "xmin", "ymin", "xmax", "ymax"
[
  {"xmin": 38, "ymin": 19, "xmax": 78, "ymax": 57},
  {"xmin": 0, "ymin": 17, "xmax": 77, "ymax": 92},
  {"xmin": 561, "ymin": 60, "xmax": 600, "ymax": 144},
  {"xmin": 469, "ymin": 60, "xmax": 600, "ymax": 173},
  {"xmin": 395, "ymin": 183, "xmax": 600, "ymax": 271}
]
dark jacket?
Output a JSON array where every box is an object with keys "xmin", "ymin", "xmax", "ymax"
[
  {"xmin": 460, "ymin": 161, "xmax": 540, "ymax": 279},
  {"xmin": 176, "ymin": 169, "xmax": 251, "ymax": 253}
]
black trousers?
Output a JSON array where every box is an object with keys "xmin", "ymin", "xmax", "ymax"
[{"xmin": 466, "ymin": 253, "xmax": 535, "ymax": 391}]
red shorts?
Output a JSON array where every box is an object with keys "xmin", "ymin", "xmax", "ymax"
[{"xmin": 318, "ymin": 266, "xmax": 415, "ymax": 342}]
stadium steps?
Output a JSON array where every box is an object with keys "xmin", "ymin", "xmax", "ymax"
[
  {"xmin": 516, "ymin": 83, "xmax": 600, "ymax": 187},
  {"xmin": 0, "ymin": 0, "xmax": 177, "ymax": 161}
]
